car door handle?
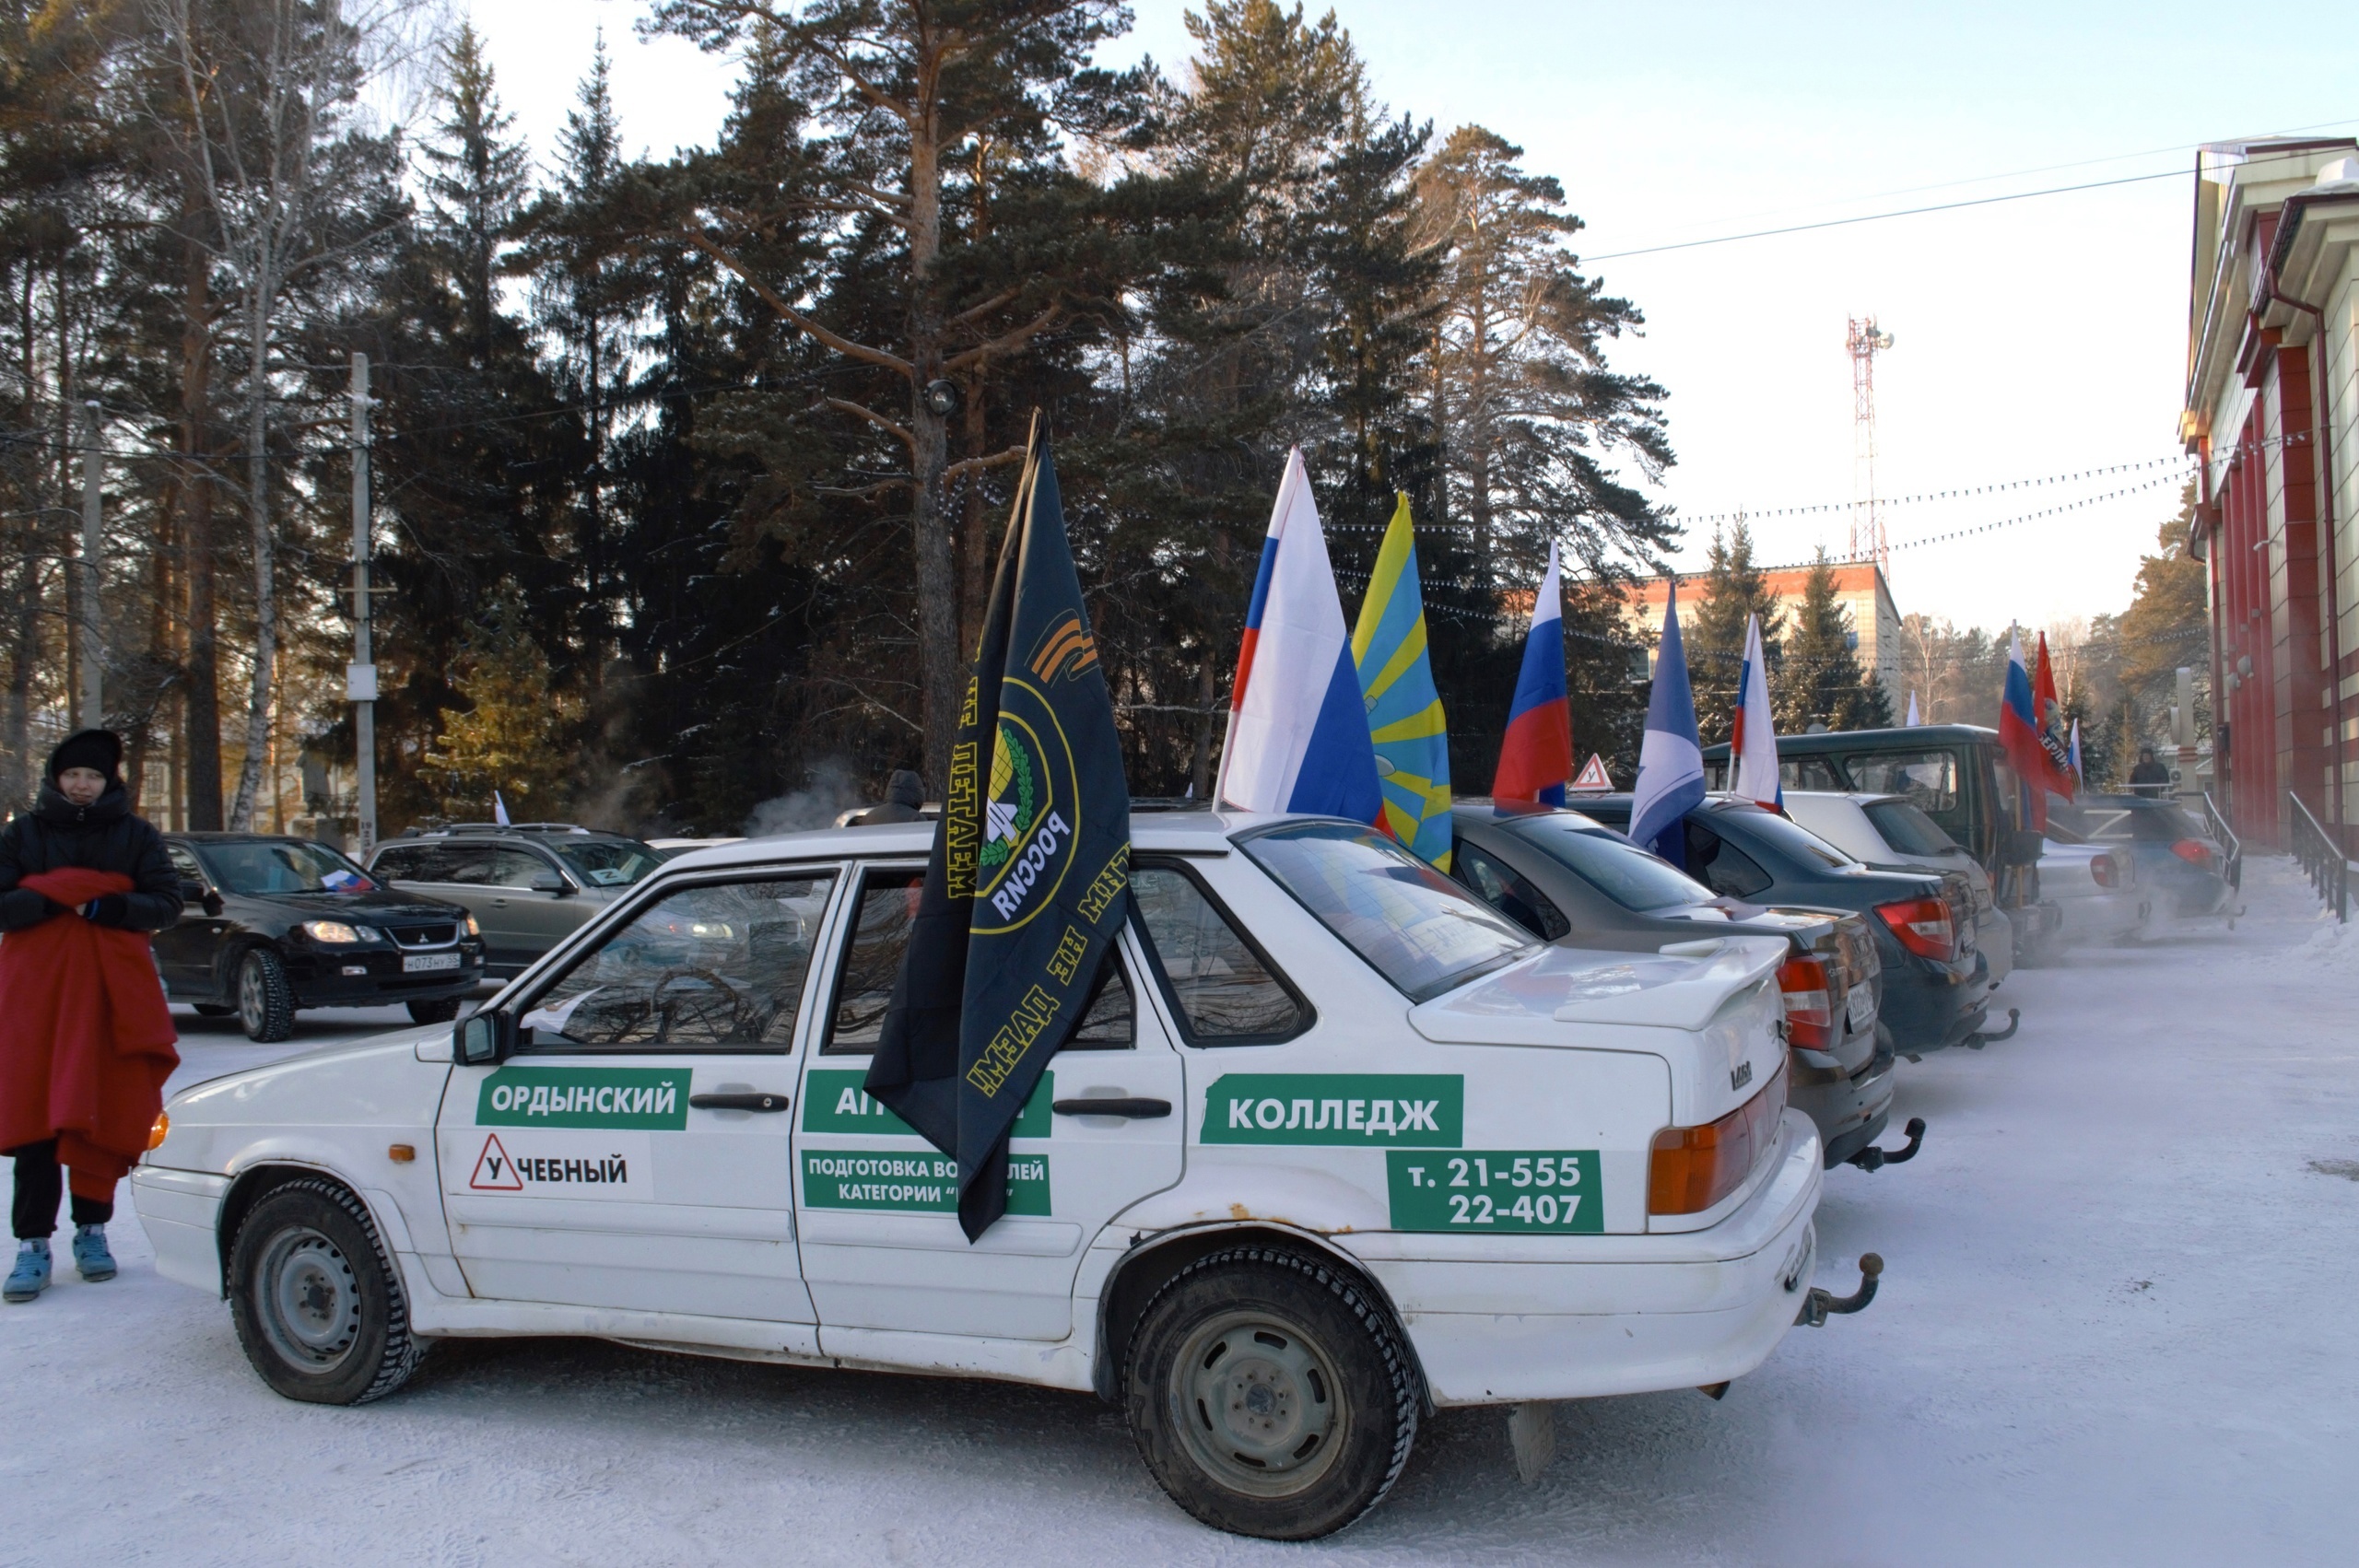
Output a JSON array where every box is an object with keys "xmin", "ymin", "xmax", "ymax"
[
  {"xmin": 687, "ymin": 1092, "xmax": 791, "ymax": 1113},
  {"xmin": 1051, "ymin": 1097, "xmax": 1171, "ymax": 1118}
]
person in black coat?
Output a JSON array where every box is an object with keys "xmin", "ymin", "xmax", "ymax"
[{"xmin": 2, "ymin": 729, "xmax": 182, "ymax": 1303}]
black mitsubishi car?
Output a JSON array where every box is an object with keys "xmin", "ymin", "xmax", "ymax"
[{"xmin": 158, "ymin": 834, "xmax": 487, "ymax": 1043}]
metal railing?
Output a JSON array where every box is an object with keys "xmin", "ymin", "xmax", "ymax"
[
  {"xmin": 2200, "ymin": 790, "xmax": 2242, "ymax": 892},
  {"xmin": 2287, "ymin": 791, "xmax": 2347, "ymax": 923}
]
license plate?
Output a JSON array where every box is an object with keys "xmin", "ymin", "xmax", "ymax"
[
  {"xmin": 1846, "ymin": 984, "xmax": 1877, "ymax": 1032},
  {"xmin": 403, "ymin": 953, "xmax": 461, "ymax": 974}
]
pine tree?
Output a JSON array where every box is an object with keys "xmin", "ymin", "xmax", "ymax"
[
  {"xmin": 419, "ymin": 596, "xmax": 582, "ymax": 820},
  {"xmin": 1687, "ymin": 521, "xmax": 1781, "ymax": 743}
]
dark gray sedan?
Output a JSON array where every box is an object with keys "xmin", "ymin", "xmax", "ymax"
[{"xmin": 1449, "ymin": 802, "xmax": 1913, "ymax": 1172}]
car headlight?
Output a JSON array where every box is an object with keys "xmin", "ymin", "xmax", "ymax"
[
  {"xmin": 301, "ymin": 920, "xmax": 381, "ymax": 944},
  {"xmin": 464, "ymin": 914, "xmax": 481, "ymax": 937}
]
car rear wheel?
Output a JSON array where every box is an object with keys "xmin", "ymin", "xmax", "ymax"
[
  {"xmin": 406, "ymin": 998, "xmax": 463, "ymax": 1024},
  {"xmin": 227, "ymin": 1178, "xmax": 422, "ymax": 1405},
  {"xmin": 1125, "ymin": 1246, "xmax": 1419, "ymax": 1540},
  {"xmin": 236, "ymin": 948, "xmax": 296, "ymax": 1042}
]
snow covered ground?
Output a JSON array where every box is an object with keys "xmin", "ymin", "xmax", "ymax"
[{"xmin": 6, "ymin": 859, "xmax": 2358, "ymax": 1566}]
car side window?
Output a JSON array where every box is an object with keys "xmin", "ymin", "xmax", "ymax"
[
  {"xmin": 370, "ymin": 845, "xmax": 428, "ymax": 881},
  {"xmin": 487, "ymin": 848, "xmax": 552, "ymax": 888},
  {"xmin": 1453, "ymin": 841, "xmax": 1570, "ymax": 941},
  {"xmin": 515, "ymin": 874, "xmax": 836, "ymax": 1053},
  {"xmin": 1779, "ymin": 756, "xmax": 1845, "ymax": 790},
  {"xmin": 823, "ymin": 867, "xmax": 926, "ymax": 1053},
  {"xmin": 1684, "ymin": 822, "xmax": 1774, "ymax": 899},
  {"xmin": 1064, "ymin": 954, "xmax": 1135, "ymax": 1048},
  {"xmin": 166, "ymin": 844, "xmax": 205, "ymax": 884},
  {"xmin": 1850, "ymin": 750, "xmax": 1958, "ymax": 813},
  {"xmin": 1131, "ymin": 863, "xmax": 1309, "ymax": 1045}
]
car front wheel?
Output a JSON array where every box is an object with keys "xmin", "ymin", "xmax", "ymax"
[
  {"xmin": 1124, "ymin": 1246, "xmax": 1420, "ymax": 1540},
  {"xmin": 227, "ymin": 1178, "xmax": 422, "ymax": 1405},
  {"xmin": 236, "ymin": 947, "xmax": 296, "ymax": 1041}
]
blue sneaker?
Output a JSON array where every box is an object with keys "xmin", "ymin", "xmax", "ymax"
[
  {"xmin": 5, "ymin": 1239, "xmax": 50, "ymax": 1303},
  {"xmin": 72, "ymin": 1224, "xmax": 116, "ymax": 1282}
]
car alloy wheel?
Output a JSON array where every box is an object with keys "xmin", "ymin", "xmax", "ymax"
[{"xmin": 237, "ymin": 948, "xmax": 295, "ymax": 1042}]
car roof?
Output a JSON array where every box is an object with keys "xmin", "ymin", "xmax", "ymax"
[
  {"xmin": 169, "ymin": 831, "xmax": 316, "ymax": 844},
  {"xmin": 1700, "ymin": 722, "xmax": 1999, "ymax": 761},
  {"xmin": 652, "ymin": 806, "xmax": 1326, "ymax": 873}
]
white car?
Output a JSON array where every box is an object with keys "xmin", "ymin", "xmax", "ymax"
[
  {"xmin": 2035, "ymin": 837, "xmax": 2149, "ymax": 946},
  {"xmin": 1782, "ymin": 790, "xmax": 2014, "ymax": 989},
  {"xmin": 132, "ymin": 811, "xmax": 1856, "ymax": 1539}
]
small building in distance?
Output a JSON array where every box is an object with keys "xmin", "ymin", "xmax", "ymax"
[
  {"xmin": 2181, "ymin": 137, "xmax": 2359, "ymax": 852},
  {"xmin": 1619, "ymin": 559, "xmax": 1905, "ymax": 712}
]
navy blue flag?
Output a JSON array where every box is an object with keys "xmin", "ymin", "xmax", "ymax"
[
  {"xmin": 864, "ymin": 433, "xmax": 1133, "ymax": 1240},
  {"xmin": 1629, "ymin": 580, "xmax": 1706, "ymax": 868}
]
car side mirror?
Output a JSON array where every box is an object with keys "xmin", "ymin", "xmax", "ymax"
[
  {"xmin": 530, "ymin": 872, "xmax": 569, "ymax": 895},
  {"xmin": 454, "ymin": 1011, "xmax": 515, "ymax": 1065}
]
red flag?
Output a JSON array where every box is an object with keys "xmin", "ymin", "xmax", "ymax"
[{"xmin": 2033, "ymin": 634, "xmax": 2076, "ymax": 802}]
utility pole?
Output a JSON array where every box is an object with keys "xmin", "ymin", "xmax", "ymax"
[
  {"xmin": 79, "ymin": 401, "xmax": 102, "ymax": 729},
  {"xmin": 346, "ymin": 353, "xmax": 378, "ymax": 855}
]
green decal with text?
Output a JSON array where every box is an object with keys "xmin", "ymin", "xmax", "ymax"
[
  {"xmin": 1201, "ymin": 1074, "xmax": 1461, "ymax": 1146},
  {"xmin": 803, "ymin": 1070, "xmax": 1052, "ymax": 1139},
  {"xmin": 477, "ymin": 1067, "xmax": 691, "ymax": 1130},
  {"xmin": 1386, "ymin": 1150, "xmax": 1602, "ymax": 1233},
  {"xmin": 800, "ymin": 1150, "xmax": 1050, "ymax": 1215}
]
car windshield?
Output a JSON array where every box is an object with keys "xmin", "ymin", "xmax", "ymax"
[
  {"xmin": 1240, "ymin": 822, "xmax": 1536, "ymax": 1001},
  {"xmin": 1863, "ymin": 799, "xmax": 1965, "ymax": 858},
  {"xmin": 1506, "ymin": 813, "xmax": 1716, "ymax": 911},
  {"xmin": 552, "ymin": 839, "xmax": 663, "ymax": 888},
  {"xmin": 196, "ymin": 839, "xmax": 377, "ymax": 896},
  {"xmin": 1718, "ymin": 805, "xmax": 1856, "ymax": 870}
]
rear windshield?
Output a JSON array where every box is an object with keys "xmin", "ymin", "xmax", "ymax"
[
  {"xmin": 1240, "ymin": 822, "xmax": 1536, "ymax": 1001},
  {"xmin": 1719, "ymin": 806, "xmax": 1855, "ymax": 870},
  {"xmin": 196, "ymin": 839, "xmax": 377, "ymax": 896},
  {"xmin": 1863, "ymin": 799, "xmax": 1964, "ymax": 858},
  {"xmin": 554, "ymin": 839, "xmax": 663, "ymax": 888},
  {"xmin": 1507, "ymin": 814, "xmax": 1716, "ymax": 911}
]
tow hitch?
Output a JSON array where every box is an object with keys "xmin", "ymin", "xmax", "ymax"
[
  {"xmin": 1966, "ymin": 1008, "xmax": 2020, "ymax": 1048},
  {"xmin": 1847, "ymin": 1117, "xmax": 1926, "ymax": 1172},
  {"xmin": 1795, "ymin": 1253, "xmax": 1883, "ymax": 1328}
]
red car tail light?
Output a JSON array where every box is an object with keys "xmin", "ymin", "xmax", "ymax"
[
  {"xmin": 2172, "ymin": 838, "xmax": 2214, "ymax": 867},
  {"xmin": 1649, "ymin": 1059, "xmax": 1790, "ymax": 1216},
  {"xmin": 1876, "ymin": 895, "xmax": 1956, "ymax": 961},
  {"xmin": 1776, "ymin": 955, "xmax": 1834, "ymax": 1048},
  {"xmin": 2091, "ymin": 854, "xmax": 2118, "ymax": 888}
]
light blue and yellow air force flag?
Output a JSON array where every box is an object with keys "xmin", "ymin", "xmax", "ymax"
[{"xmin": 1351, "ymin": 493, "xmax": 1452, "ymax": 869}]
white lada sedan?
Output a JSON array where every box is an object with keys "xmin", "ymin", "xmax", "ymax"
[{"xmin": 134, "ymin": 810, "xmax": 1837, "ymax": 1539}]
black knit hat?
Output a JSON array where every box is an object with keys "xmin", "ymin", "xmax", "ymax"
[{"xmin": 48, "ymin": 728, "xmax": 123, "ymax": 783}]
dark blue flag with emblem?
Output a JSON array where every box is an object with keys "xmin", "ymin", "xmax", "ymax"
[{"xmin": 863, "ymin": 432, "xmax": 1132, "ymax": 1240}]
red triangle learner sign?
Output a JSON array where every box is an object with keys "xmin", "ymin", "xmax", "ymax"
[
  {"xmin": 469, "ymin": 1132, "xmax": 523, "ymax": 1191},
  {"xmin": 1571, "ymin": 754, "xmax": 1614, "ymax": 791}
]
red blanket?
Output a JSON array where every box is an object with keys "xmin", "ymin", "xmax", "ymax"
[{"xmin": 0, "ymin": 868, "xmax": 179, "ymax": 1198}]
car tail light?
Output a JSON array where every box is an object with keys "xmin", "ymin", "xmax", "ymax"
[
  {"xmin": 2172, "ymin": 838, "xmax": 2214, "ymax": 868},
  {"xmin": 1776, "ymin": 955, "xmax": 1834, "ymax": 1049},
  {"xmin": 1649, "ymin": 1059, "xmax": 1789, "ymax": 1216},
  {"xmin": 2091, "ymin": 854, "xmax": 2118, "ymax": 888},
  {"xmin": 1876, "ymin": 895, "xmax": 1956, "ymax": 961}
]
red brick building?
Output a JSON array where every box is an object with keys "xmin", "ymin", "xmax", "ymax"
[{"xmin": 2182, "ymin": 139, "xmax": 2359, "ymax": 850}]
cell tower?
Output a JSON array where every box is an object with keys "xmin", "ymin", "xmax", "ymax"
[{"xmin": 1848, "ymin": 315, "xmax": 1895, "ymax": 568}]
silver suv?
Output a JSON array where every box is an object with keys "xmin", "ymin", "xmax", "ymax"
[{"xmin": 364, "ymin": 825, "xmax": 664, "ymax": 977}]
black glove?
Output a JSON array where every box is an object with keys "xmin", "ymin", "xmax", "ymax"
[{"xmin": 78, "ymin": 894, "xmax": 130, "ymax": 926}]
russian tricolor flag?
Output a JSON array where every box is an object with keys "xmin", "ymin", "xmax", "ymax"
[
  {"xmin": 1216, "ymin": 450, "xmax": 1382, "ymax": 823},
  {"xmin": 1999, "ymin": 628, "xmax": 2050, "ymax": 830},
  {"xmin": 1493, "ymin": 543, "xmax": 1571, "ymax": 806}
]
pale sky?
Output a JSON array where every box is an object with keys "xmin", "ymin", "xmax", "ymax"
[{"xmin": 470, "ymin": 0, "xmax": 2359, "ymax": 634}]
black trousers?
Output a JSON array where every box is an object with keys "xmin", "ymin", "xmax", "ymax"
[{"xmin": 7, "ymin": 1141, "xmax": 113, "ymax": 1239}]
